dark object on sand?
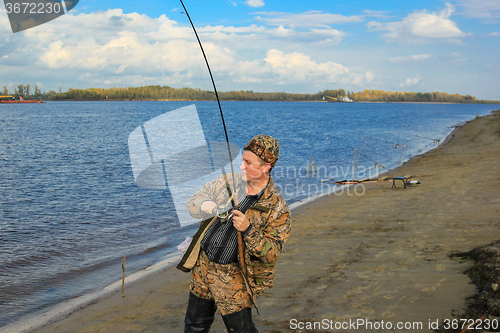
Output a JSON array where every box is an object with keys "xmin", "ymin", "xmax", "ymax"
[{"xmin": 391, "ymin": 177, "xmax": 420, "ymax": 189}]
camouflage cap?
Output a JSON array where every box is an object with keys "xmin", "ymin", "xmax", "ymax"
[{"xmin": 244, "ymin": 134, "xmax": 279, "ymax": 167}]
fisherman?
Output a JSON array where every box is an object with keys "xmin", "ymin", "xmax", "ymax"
[{"xmin": 177, "ymin": 134, "xmax": 291, "ymax": 333}]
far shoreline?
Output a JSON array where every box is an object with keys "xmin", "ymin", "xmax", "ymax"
[{"xmin": 43, "ymin": 99, "xmax": 500, "ymax": 104}]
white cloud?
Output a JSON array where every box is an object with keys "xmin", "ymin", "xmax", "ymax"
[
  {"xmin": 229, "ymin": 59, "xmax": 270, "ymax": 83},
  {"xmin": 457, "ymin": 0, "xmax": 500, "ymax": 22},
  {"xmin": 400, "ymin": 75, "xmax": 421, "ymax": 87},
  {"xmin": 176, "ymin": 21, "xmax": 340, "ymax": 45},
  {"xmin": 0, "ymin": 9, "xmax": 234, "ymax": 87},
  {"xmin": 489, "ymin": 32, "xmax": 500, "ymax": 36},
  {"xmin": 41, "ymin": 40, "xmax": 72, "ymax": 68},
  {"xmin": 259, "ymin": 49, "xmax": 372, "ymax": 86},
  {"xmin": 390, "ymin": 54, "xmax": 432, "ymax": 63},
  {"xmin": 255, "ymin": 11, "xmax": 363, "ymax": 28},
  {"xmin": 362, "ymin": 10, "xmax": 390, "ymax": 19},
  {"xmin": 264, "ymin": 49, "xmax": 348, "ymax": 82},
  {"xmin": 309, "ymin": 28, "xmax": 345, "ymax": 44},
  {"xmin": 368, "ymin": 3, "xmax": 470, "ymax": 44},
  {"xmin": 223, "ymin": 49, "xmax": 374, "ymax": 87},
  {"xmin": 364, "ymin": 72, "xmax": 375, "ymax": 83},
  {"xmin": 248, "ymin": 11, "xmax": 356, "ymax": 45},
  {"xmin": 270, "ymin": 25, "xmax": 292, "ymax": 37},
  {"xmin": 1, "ymin": 8, "xmax": 12, "ymax": 33},
  {"xmin": 245, "ymin": 0, "xmax": 265, "ymax": 8}
]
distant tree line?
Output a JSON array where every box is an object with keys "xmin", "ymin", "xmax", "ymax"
[
  {"xmin": 50, "ymin": 86, "xmax": 215, "ymax": 101},
  {"xmin": 2, "ymin": 84, "xmax": 58, "ymax": 100},
  {"xmin": 350, "ymin": 89, "xmax": 478, "ymax": 103},
  {"xmin": 48, "ymin": 86, "xmax": 355, "ymax": 102},
  {"xmin": 3, "ymin": 84, "xmax": 493, "ymax": 103},
  {"xmin": 50, "ymin": 86, "xmax": 486, "ymax": 103}
]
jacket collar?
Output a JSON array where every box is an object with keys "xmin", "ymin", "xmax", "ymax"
[{"xmin": 257, "ymin": 176, "xmax": 277, "ymax": 207}]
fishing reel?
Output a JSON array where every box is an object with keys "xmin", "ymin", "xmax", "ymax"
[{"xmin": 216, "ymin": 204, "xmax": 233, "ymax": 223}]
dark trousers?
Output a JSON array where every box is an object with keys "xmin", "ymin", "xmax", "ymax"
[{"xmin": 184, "ymin": 292, "xmax": 258, "ymax": 333}]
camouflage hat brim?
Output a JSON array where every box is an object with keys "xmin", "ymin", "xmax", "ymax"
[{"xmin": 244, "ymin": 138, "xmax": 278, "ymax": 167}]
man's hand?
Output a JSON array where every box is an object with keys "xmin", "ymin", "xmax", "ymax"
[
  {"xmin": 201, "ymin": 201, "xmax": 217, "ymax": 215},
  {"xmin": 232, "ymin": 210, "xmax": 250, "ymax": 232}
]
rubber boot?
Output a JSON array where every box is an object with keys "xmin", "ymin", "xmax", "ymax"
[
  {"xmin": 222, "ymin": 307, "xmax": 258, "ymax": 333},
  {"xmin": 184, "ymin": 292, "xmax": 217, "ymax": 333}
]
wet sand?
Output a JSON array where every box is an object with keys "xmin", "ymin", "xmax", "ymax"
[{"xmin": 33, "ymin": 110, "xmax": 500, "ymax": 332}]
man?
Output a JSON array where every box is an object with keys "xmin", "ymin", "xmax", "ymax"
[{"xmin": 177, "ymin": 134, "xmax": 291, "ymax": 332}]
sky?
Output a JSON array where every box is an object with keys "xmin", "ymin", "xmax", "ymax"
[{"xmin": 0, "ymin": 0, "xmax": 499, "ymax": 99}]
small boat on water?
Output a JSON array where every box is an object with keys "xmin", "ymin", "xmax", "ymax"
[
  {"xmin": 338, "ymin": 96, "xmax": 354, "ymax": 103},
  {"xmin": 0, "ymin": 95, "xmax": 43, "ymax": 103},
  {"xmin": 323, "ymin": 95, "xmax": 355, "ymax": 103}
]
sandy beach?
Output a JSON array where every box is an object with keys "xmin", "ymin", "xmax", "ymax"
[{"xmin": 32, "ymin": 110, "xmax": 500, "ymax": 333}]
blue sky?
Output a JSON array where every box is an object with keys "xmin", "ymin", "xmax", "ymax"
[{"xmin": 0, "ymin": 0, "xmax": 499, "ymax": 99}]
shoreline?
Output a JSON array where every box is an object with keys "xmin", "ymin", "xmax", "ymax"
[{"xmin": 4, "ymin": 109, "xmax": 500, "ymax": 333}]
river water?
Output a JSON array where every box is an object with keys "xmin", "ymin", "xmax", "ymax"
[{"xmin": 0, "ymin": 101, "xmax": 498, "ymax": 328}]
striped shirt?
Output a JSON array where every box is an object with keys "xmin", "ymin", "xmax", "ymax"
[{"xmin": 200, "ymin": 180, "xmax": 266, "ymax": 264}]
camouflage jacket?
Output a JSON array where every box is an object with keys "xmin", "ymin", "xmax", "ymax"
[{"xmin": 176, "ymin": 173, "xmax": 291, "ymax": 296}]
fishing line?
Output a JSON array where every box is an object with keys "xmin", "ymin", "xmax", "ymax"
[{"xmin": 355, "ymin": 133, "xmax": 407, "ymax": 147}]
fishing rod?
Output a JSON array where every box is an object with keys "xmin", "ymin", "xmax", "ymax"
[
  {"xmin": 178, "ymin": 0, "xmax": 247, "ymax": 274},
  {"xmin": 178, "ymin": 0, "xmax": 237, "ymax": 186}
]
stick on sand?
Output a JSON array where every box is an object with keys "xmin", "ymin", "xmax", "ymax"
[{"xmin": 121, "ymin": 256, "xmax": 126, "ymax": 298}]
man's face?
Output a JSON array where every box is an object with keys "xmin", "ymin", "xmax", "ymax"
[{"xmin": 240, "ymin": 150, "xmax": 270, "ymax": 183}]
